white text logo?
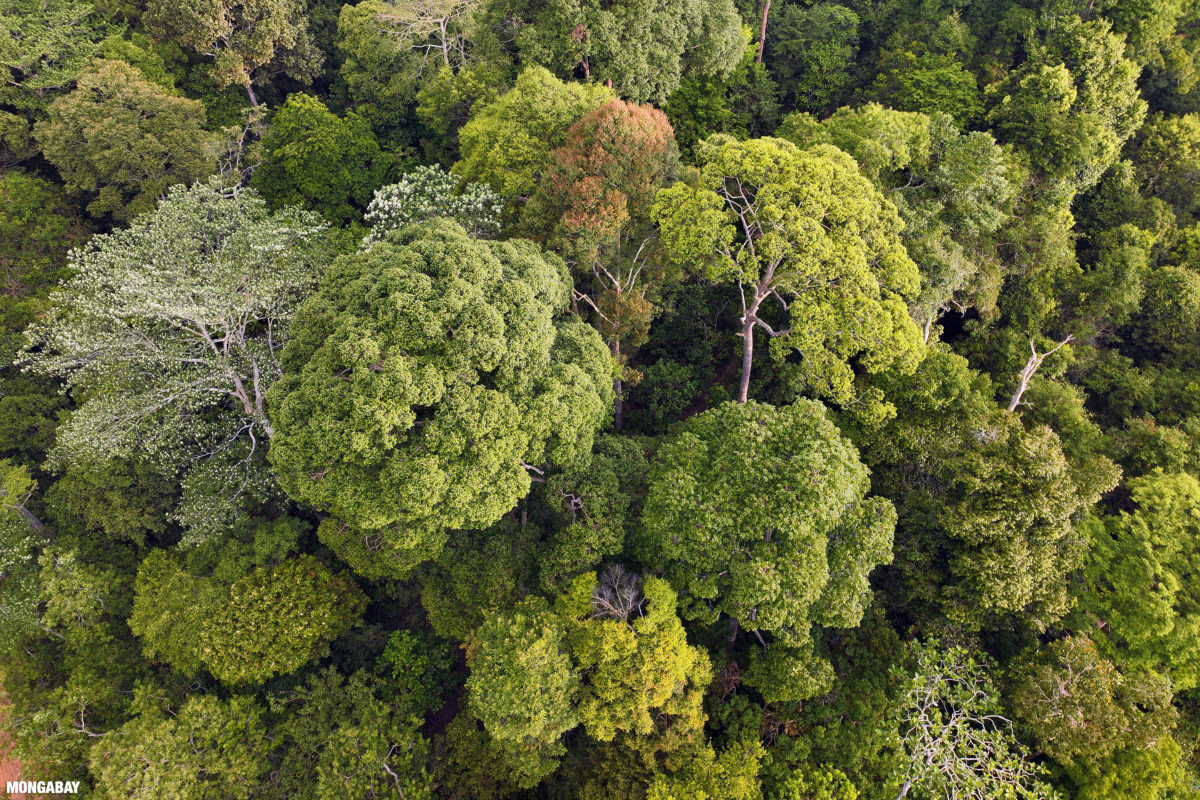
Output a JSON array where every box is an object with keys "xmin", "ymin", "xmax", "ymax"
[{"xmin": 5, "ymin": 781, "xmax": 81, "ymax": 795}]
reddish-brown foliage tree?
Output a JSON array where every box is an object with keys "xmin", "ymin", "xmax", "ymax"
[{"xmin": 529, "ymin": 99, "xmax": 678, "ymax": 429}]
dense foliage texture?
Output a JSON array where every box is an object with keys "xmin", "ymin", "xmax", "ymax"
[{"xmin": 8, "ymin": 1, "xmax": 1200, "ymax": 798}]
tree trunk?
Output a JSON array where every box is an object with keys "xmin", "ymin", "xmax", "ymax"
[
  {"xmin": 736, "ymin": 317, "xmax": 755, "ymax": 403},
  {"xmin": 612, "ymin": 340, "xmax": 624, "ymax": 431},
  {"xmin": 245, "ymin": 82, "xmax": 260, "ymax": 109},
  {"xmin": 16, "ymin": 504, "xmax": 44, "ymax": 533},
  {"xmin": 756, "ymin": 0, "xmax": 771, "ymax": 63},
  {"xmin": 729, "ymin": 616, "xmax": 740, "ymax": 643},
  {"xmin": 1008, "ymin": 335, "xmax": 1073, "ymax": 412},
  {"xmin": 896, "ymin": 778, "xmax": 912, "ymax": 799}
]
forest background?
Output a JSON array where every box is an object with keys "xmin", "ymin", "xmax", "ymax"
[{"xmin": 3, "ymin": 0, "xmax": 1200, "ymax": 797}]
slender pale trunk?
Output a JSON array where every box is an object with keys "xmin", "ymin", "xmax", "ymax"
[
  {"xmin": 245, "ymin": 82, "xmax": 259, "ymax": 109},
  {"xmin": 756, "ymin": 0, "xmax": 771, "ymax": 62},
  {"xmin": 16, "ymin": 505, "xmax": 44, "ymax": 533},
  {"xmin": 612, "ymin": 339, "xmax": 624, "ymax": 431},
  {"xmin": 1007, "ymin": 335, "xmax": 1073, "ymax": 412},
  {"xmin": 737, "ymin": 316, "xmax": 755, "ymax": 403},
  {"xmin": 736, "ymin": 284, "xmax": 769, "ymax": 403}
]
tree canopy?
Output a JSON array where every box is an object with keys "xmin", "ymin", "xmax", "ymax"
[
  {"xmin": 268, "ymin": 218, "xmax": 612, "ymax": 578},
  {"xmin": 10, "ymin": 1, "xmax": 1200, "ymax": 797}
]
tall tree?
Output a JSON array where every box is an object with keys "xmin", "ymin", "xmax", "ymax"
[
  {"xmin": 986, "ymin": 13, "xmax": 1145, "ymax": 199},
  {"xmin": 335, "ymin": 0, "xmax": 481, "ymax": 144},
  {"xmin": 1079, "ymin": 471, "xmax": 1200, "ymax": 691},
  {"xmin": 465, "ymin": 597, "xmax": 581, "ymax": 788},
  {"xmin": 0, "ymin": 171, "xmax": 86, "ymax": 463},
  {"xmin": 781, "ymin": 105, "xmax": 1014, "ymax": 339},
  {"xmin": 0, "ymin": 0, "xmax": 109, "ymax": 113},
  {"xmin": 34, "ymin": 59, "xmax": 218, "ymax": 221},
  {"xmin": 765, "ymin": 3, "xmax": 859, "ymax": 113},
  {"xmin": 653, "ymin": 135, "xmax": 923, "ymax": 414},
  {"xmin": 1009, "ymin": 635, "xmax": 1176, "ymax": 769},
  {"xmin": 20, "ymin": 182, "xmax": 329, "ymax": 540},
  {"xmin": 362, "ymin": 164, "xmax": 503, "ymax": 246},
  {"xmin": 0, "ymin": 460, "xmax": 44, "ymax": 645},
  {"xmin": 252, "ymin": 93, "xmax": 397, "ymax": 226},
  {"xmin": 558, "ymin": 568, "xmax": 711, "ymax": 755},
  {"xmin": 528, "ymin": 98, "xmax": 679, "ymax": 428},
  {"xmin": 268, "ymin": 669, "xmax": 433, "ymax": 800},
  {"xmin": 453, "ymin": 66, "xmax": 613, "ymax": 217},
  {"xmin": 635, "ymin": 400, "xmax": 895, "ymax": 701},
  {"xmin": 477, "ymin": 0, "xmax": 743, "ymax": 104},
  {"xmin": 849, "ymin": 347, "xmax": 1119, "ymax": 631},
  {"xmin": 89, "ymin": 693, "xmax": 269, "ymax": 800},
  {"xmin": 191, "ymin": 555, "xmax": 366, "ymax": 685},
  {"xmin": 267, "ymin": 219, "xmax": 613, "ymax": 579}
]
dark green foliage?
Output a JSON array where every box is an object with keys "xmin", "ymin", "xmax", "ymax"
[
  {"xmin": 477, "ymin": 0, "xmax": 743, "ymax": 104},
  {"xmin": 44, "ymin": 459, "xmax": 175, "ymax": 548},
  {"xmin": 768, "ymin": 4, "xmax": 859, "ymax": 113},
  {"xmin": 252, "ymin": 92, "xmax": 397, "ymax": 225},
  {"xmin": 377, "ymin": 628, "xmax": 459, "ymax": 715},
  {"xmin": 34, "ymin": 59, "xmax": 218, "ymax": 221},
  {"xmin": 265, "ymin": 668, "xmax": 433, "ymax": 799}
]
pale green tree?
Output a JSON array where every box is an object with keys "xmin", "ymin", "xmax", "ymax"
[
  {"xmin": 89, "ymin": 693, "xmax": 269, "ymax": 800},
  {"xmin": 556, "ymin": 568, "xmax": 711, "ymax": 755},
  {"xmin": 362, "ymin": 164, "xmax": 503, "ymax": 246},
  {"xmin": 645, "ymin": 737, "xmax": 764, "ymax": 800},
  {"xmin": 453, "ymin": 66, "xmax": 613, "ymax": 214},
  {"xmin": 129, "ymin": 551, "xmax": 365, "ymax": 685},
  {"xmin": 780, "ymin": 104, "xmax": 1013, "ymax": 338},
  {"xmin": 195, "ymin": 555, "xmax": 366, "ymax": 685},
  {"xmin": 465, "ymin": 597, "xmax": 581, "ymax": 788},
  {"xmin": 0, "ymin": 0, "xmax": 109, "ymax": 113},
  {"xmin": 894, "ymin": 643, "xmax": 1056, "ymax": 800},
  {"xmin": 652, "ymin": 135, "xmax": 923, "ymax": 415},
  {"xmin": 1079, "ymin": 471, "xmax": 1200, "ymax": 691}
]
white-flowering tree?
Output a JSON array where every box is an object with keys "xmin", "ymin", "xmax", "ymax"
[
  {"xmin": 20, "ymin": 180, "xmax": 328, "ymax": 538},
  {"xmin": 362, "ymin": 164, "xmax": 502, "ymax": 246},
  {"xmin": 895, "ymin": 643, "xmax": 1057, "ymax": 800}
]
